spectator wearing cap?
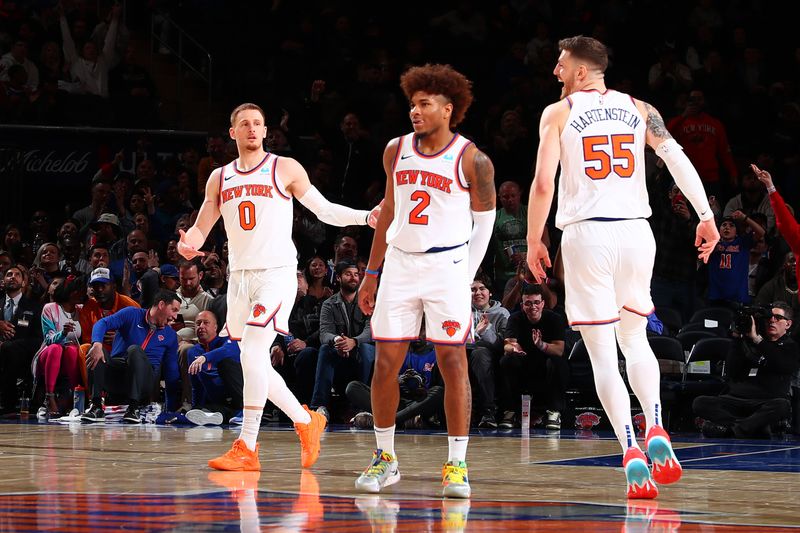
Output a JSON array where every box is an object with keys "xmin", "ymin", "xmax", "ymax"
[
  {"xmin": 73, "ymin": 181, "xmax": 113, "ymax": 241},
  {"xmin": 707, "ymin": 214, "xmax": 766, "ymax": 308},
  {"xmin": 78, "ymin": 267, "xmax": 140, "ymax": 374},
  {"xmin": 136, "ymin": 262, "xmax": 180, "ymax": 309},
  {"xmin": 82, "ymin": 289, "xmax": 180, "ymax": 424},
  {"xmin": 89, "ymin": 213, "xmax": 122, "ymax": 255},
  {"xmin": 0, "ymin": 265, "xmax": 43, "ymax": 414}
]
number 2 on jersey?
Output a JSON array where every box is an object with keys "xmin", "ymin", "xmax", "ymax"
[
  {"xmin": 582, "ymin": 134, "xmax": 634, "ymax": 180},
  {"xmin": 409, "ymin": 190, "xmax": 430, "ymax": 225},
  {"xmin": 239, "ymin": 201, "xmax": 256, "ymax": 230}
]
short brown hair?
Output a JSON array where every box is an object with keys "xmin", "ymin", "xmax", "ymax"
[
  {"xmin": 400, "ymin": 64, "xmax": 473, "ymax": 128},
  {"xmin": 558, "ymin": 35, "xmax": 609, "ymax": 73},
  {"xmin": 230, "ymin": 103, "xmax": 265, "ymax": 126}
]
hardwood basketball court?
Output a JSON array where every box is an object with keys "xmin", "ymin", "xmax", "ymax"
[{"xmin": 0, "ymin": 419, "xmax": 797, "ymax": 531}]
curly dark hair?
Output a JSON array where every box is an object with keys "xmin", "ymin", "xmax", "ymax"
[{"xmin": 399, "ymin": 64, "xmax": 473, "ymax": 128}]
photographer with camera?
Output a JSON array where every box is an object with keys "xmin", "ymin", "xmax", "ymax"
[
  {"xmin": 345, "ymin": 321, "xmax": 444, "ymax": 429},
  {"xmin": 693, "ymin": 301, "xmax": 799, "ymax": 438}
]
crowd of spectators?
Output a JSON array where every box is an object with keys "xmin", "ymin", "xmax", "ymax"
[{"xmin": 0, "ymin": 1, "xmax": 798, "ymax": 435}]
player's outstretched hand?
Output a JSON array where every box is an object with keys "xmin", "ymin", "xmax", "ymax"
[
  {"xmin": 695, "ymin": 218, "xmax": 720, "ymax": 263},
  {"xmin": 177, "ymin": 229, "xmax": 206, "ymax": 260},
  {"xmin": 526, "ymin": 241, "xmax": 551, "ymax": 284},
  {"xmin": 367, "ymin": 199, "xmax": 384, "ymax": 229},
  {"xmin": 358, "ymin": 276, "xmax": 378, "ymax": 315}
]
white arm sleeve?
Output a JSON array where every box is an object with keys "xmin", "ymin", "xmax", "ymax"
[
  {"xmin": 297, "ymin": 185, "xmax": 370, "ymax": 227},
  {"xmin": 469, "ymin": 209, "xmax": 496, "ymax": 280},
  {"xmin": 656, "ymin": 139, "xmax": 714, "ymax": 221}
]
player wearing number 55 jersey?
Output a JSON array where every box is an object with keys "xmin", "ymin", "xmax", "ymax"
[
  {"xmin": 356, "ymin": 64, "xmax": 496, "ymax": 499},
  {"xmin": 526, "ymin": 36, "xmax": 720, "ymax": 499},
  {"xmin": 179, "ymin": 103, "xmax": 381, "ymax": 472}
]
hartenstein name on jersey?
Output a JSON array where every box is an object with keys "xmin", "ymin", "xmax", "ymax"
[
  {"xmin": 221, "ymin": 183, "xmax": 274, "ymax": 204},
  {"xmin": 568, "ymin": 107, "xmax": 641, "ymax": 133},
  {"xmin": 395, "ymin": 169, "xmax": 453, "ymax": 193}
]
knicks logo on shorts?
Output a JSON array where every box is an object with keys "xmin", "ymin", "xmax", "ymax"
[
  {"xmin": 253, "ymin": 304, "xmax": 266, "ymax": 318},
  {"xmin": 441, "ymin": 320, "xmax": 461, "ymax": 338}
]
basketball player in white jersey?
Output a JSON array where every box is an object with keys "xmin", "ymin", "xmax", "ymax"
[
  {"xmin": 178, "ymin": 103, "xmax": 380, "ymax": 471},
  {"xmin": 526, "ymin": 36, "xmax": 720, "ymax": 498},
  {"xmin": 355, "ymin": 64, "xmax": 496, "ymax": 499}
]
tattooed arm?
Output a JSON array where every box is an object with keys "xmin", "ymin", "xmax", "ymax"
[
  {"xmin": 465, "ymin": 146, "xmax": 497, "ymax": 280},
  {"xmin": 636, "ymin": 100, "xmax": 673, "ymax": 148}
]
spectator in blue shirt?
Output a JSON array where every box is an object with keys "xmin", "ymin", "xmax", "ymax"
[
  {"xmin": 82, "ymin": 289, "xmax": 180, "ymax": 424},
  {"xmin": 185, "ymin": 310, "xmax": 243, "ymax": 426}
]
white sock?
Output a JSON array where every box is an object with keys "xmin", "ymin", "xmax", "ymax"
[
  {"xmin": 448, "ymin": 436, "xmax": 469, "ymax": 463},
  {"xmin": 375, "ymin": 425, "xmax": 396, "ymax": 456},
  {"xmin": 267, "ymin": 368, "xmax": 310, "ymax": 424},
  {"xmin": 580, "ymin": 324, "xmax": 640, "ymax": 452},
  {"xmin": 239, "ymin": 408, "xmax": 262, "ymax": 450},
  {"xmin": 237, "ymin": 324, "xmax": 275, "ymax": 450},
  {"xmin": 617, "ymin": 313, "xmax": 664, "ymax": 431}
]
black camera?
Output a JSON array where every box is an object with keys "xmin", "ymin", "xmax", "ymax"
[
  {"xmin": 733, "ymin": 305, "xmax": 771, "ymax": 335},
  {"xmin": 398, "ymin": 369, "xmax": 426, "ymax": 401}
]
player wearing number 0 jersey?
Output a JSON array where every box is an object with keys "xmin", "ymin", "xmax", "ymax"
[
  {"xmin": 526, "ymin": 36, "xmax": 720, "ymax": 499},
  {"xmin": 356, "ymin": 64, "xmax": 496, "ymax": 499},
  {"xmin": 179, "ymin": 103, "xmax": 381, "ymax": 473}
]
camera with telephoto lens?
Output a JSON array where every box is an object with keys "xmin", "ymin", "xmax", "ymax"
[
  {"xmin": 398, "ymin": 369, "xmax": 426, "ymax": 401},
  {"xmin": 733, "ymin": 304, "xmax": 771, "ymax": 335}
]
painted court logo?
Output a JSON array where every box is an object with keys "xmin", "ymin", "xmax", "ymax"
[
  {"xmin": 253, "ymin": 304, "xmax": 266, "ymax": 318},
  {"xmin": 441, "ymin": 320, "xmax": 461, "ymax": 338}
]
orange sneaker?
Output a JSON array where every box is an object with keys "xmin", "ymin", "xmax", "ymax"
[
  {"xmin": 646, "ymin": 425, "xmax": 683, "ymax": 485},
  {"xmin": 623, "ymin": 447, "xmax": 658, "ymax": 499},
  {"xmin": 294, "ymin": 405, "xmax": 326, "ymax": 468},
  {"xmin": 208, "ymin": 439, "xmax": 261, "ymax": 471}
]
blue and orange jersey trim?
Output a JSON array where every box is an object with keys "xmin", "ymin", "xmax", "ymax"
[
  {"xmin": 233, "ymin": 152, "xmax": 270, "ymax": 175},
  {"xmin": 271, "ymin": 156, "xmax": 291, "ymax": 200},
  {"xmin": 217, "ymin": 163, "xmax": 228, "ymax": 206},
  {"xmin": 579, "ymin": 88, "xmax": 612, "ymax": 95},
  {"xmin": 391, "ymin": 136, "xmax": 405, "ymax": 173},
  {"xmin": 453, "ymin": 141, "xmax": 472, "ymax": 192},
  {"xmin": 411, "ymin": 133, "xmax": 459, "ymax": 159}
]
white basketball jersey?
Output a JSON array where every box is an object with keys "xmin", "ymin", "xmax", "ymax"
[
  {"xmin": 556, "ymin": 90, "xmax": 650, "ymax": 229},
  {"xmin": 218, "ymin": 153, "xmax": 297, "ymax": 271},
  {"xmin": 386, "ymin": 132, "xmax": 473, "ymax": 253}
]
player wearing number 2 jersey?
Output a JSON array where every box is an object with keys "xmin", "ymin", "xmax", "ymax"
[
  {"xmin": 526, "ymin": 36, "xmax": 720, "ymax": 499},
  {"xmin": 179, "ymin": 103, "xmax": 381, "ymax": 472},
  {"xmin": 356, "ymin": 64, "xmax": 496, "ymax": 499}
]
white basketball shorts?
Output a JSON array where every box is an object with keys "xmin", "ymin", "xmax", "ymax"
[
  {"xmin": 371, "ymin": 244, "xmax": 472, "ymax": 344},
  {"xmin": 223, "ymin": 265, "xmax": 296, "ymax": 340},
  {"xmin": 561, "ymin": 218, "xmax": 655, "ymax": 328}
]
